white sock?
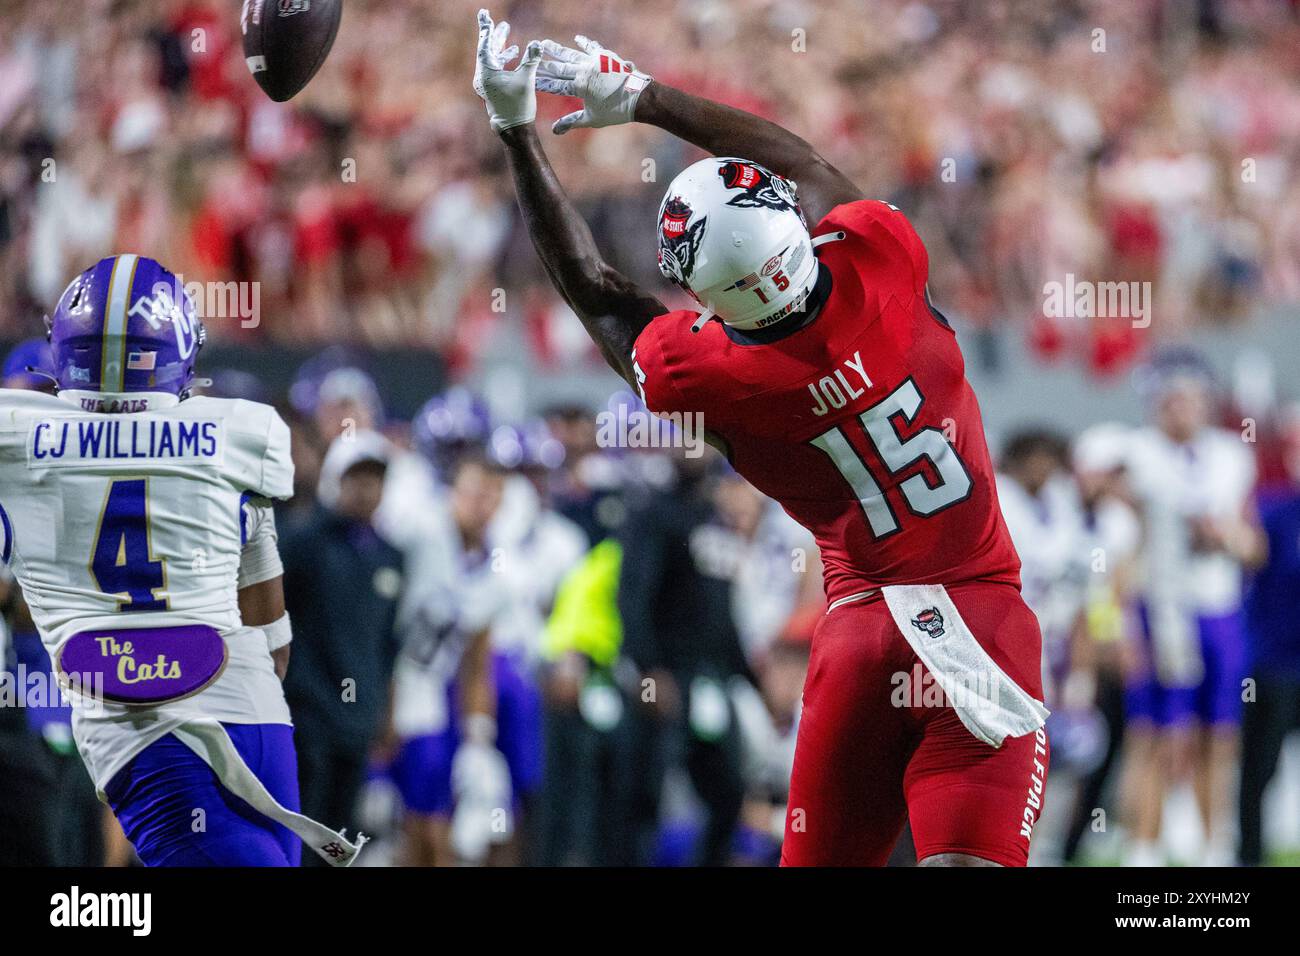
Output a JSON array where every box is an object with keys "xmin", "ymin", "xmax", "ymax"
[{"xmin": 1125, "ymin": 841, "xmax": 1164, "ymax": 867}]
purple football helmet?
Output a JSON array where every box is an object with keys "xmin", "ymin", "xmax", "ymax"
[
  {"xmin": 46, "ymin": 254, "xmax": 205, "ymax": 402},
  {"xmin": 413, "ymin": 386, "xmax": 493, "ymax": 478},
  {"xmin": 485, "ymin": 420, "xmax": 565, "ymax": 472}
]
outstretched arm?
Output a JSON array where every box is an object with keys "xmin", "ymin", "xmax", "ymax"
[
  {"xmin": 473, "ymin": 10, "xmax": 664, "ymax": 388},
  {"xmin": 535, "ymin": 36, "xmax": 864, "ymax": 224},
  {"xmin": 633, "ymin": 83, "xmax": 862, "ymax": 225},
  {"xmin": 498, "ymin": 125, "xmax": 666, "ymax": 386}
]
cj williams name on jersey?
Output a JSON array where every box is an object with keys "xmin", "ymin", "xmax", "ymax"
[{"xmin": 31, "ymin": 418, "xmax": 221, "ymax": 464}]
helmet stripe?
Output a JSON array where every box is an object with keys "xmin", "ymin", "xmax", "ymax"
[{"xmin": 101, "ymin": 253, "xmax": 139, "ymax": 392}]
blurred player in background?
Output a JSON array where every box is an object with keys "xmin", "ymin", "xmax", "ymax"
[
  {"xmin": 1119, "ymin": 350, "xmax": 1265, "ymax": 866},
  {"xmin": 714, "ymin": 464, "xmax": 822, "ymax": 667},
  {"xmin": 0, "ymin": 254, "xmax": 364, "ymax": 866},
  {"xmin": 482, "ymin": 422, "xmax": 587, "ymax": 861},
  {"xmin": 1238, "ymin": 406, "xmax": 1300, "ymax": 866},
  {"xmin": 281, "ymin": 430, "xmax": 405, "ymax": 865},
  {"xmin": 380, "ymin": 387, "xmax": 584, "ymax": 865},
  {"xmin": 996, "ymin": 430, "xmax": 1081, "ymax": 695},
  {"xmin": 474, "ymin": 9, "xmax": 1049, "ymax": 866},
  {"xmin": 995, "ymin": 429, "xmax": 1086, "ymax": 862},
  {"xmin": 614, "ymin": 452, "xmax": 754, "ymax": 866},
  {"xmin": 387, "ymin": 446, "xmax": 533, "ymax": 866},
  {"xmin": 1060, "ymin": 424, "xmax": 1141, "ymax": 864}
]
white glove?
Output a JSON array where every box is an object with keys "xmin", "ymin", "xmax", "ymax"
[
  {"xmin": 450, "ymin": 715, "xmax": 513, "ymax": 863},
  {"xmin": 535, "ymin": 35, "xmax": 652, "ymax": 134},
  {"xmin": 473, "ymin": 9, "xmax": 542, "ymax": 132}
]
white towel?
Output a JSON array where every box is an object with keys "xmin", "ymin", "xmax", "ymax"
[
  {"xmin": 882, "ymin": 584, "xmax": 1049, "ymax": 748},
  {"xmin": 172, "ymin": 718, "xmax": 367, "ymax": 866}
]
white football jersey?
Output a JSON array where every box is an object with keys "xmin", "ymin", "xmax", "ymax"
[
  {"xmin": 0, "ymin": 388, "xmax": 294, "ymax": 788},
  {"xmin": 1126, "ymin": 425, "xmax": 1256, "ymax": 614},
  {"xmin": 996, "ymin": 472, "xmax": 1089, "ymax": 645},
  {"xmin": 731, "ymin": 501, "xmax": 817, "ymax": 663},
  {"xmin": 0, "ymin": 388, "xmax": 293, "ymax": 652},
  {"xmin": 489, "ymin": 486, "xmax": 587, "ymax": 659},
  {"xmin": 389, "ymin": 497, "xmax": 509, "ymax": 738}
]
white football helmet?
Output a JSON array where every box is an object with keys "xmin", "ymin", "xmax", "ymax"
[{"xmin": 657, "ymin": 157, "xmax": 818, "ymax": 332}]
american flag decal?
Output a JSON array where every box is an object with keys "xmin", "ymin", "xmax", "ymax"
[
  {"xmin": 127, "ymin": 351, "xmax": 157, "ymax": 371},
  {"xmin": 728, "ymin": 273, "xmax": 761, "ymax": 292}
]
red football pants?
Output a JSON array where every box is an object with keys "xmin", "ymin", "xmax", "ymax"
[{"xmin": 780, "ymin": 581, "xmax": 1049, "ymax": 867}]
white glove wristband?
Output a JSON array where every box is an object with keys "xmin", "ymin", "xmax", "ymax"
[{"xmin": 262, "ymin": 612, "xmax": 293, "ymax": 653}]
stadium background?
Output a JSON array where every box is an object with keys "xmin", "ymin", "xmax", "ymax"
[{"xmin": 2, "ymin": 0, "xmax": 1300, "ymax": 865}]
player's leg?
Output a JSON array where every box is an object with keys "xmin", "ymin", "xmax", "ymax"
[
  {"xmin": 390, "ymin": 728, "xmax": 456, "ymax": 866},
  {"xmin": 918, "ymin": 853, "xmax": 1003, "ymax": 866},
  {"xmin": 1237, "ymin": 672, "xmax": 1294, "ymax": 865},
  {"xmin": 224, "ymin": 722, "xmax": 302, "ymax": 866},
  {"xmin": 1190, "ymin": 610, "xmax": 1247, "ymax": 864},
  {"xmin": 684, "ymin": 714, "xmax": 745, "ymax": 866},
  {"xmin": 780, "ymin": 600, "xmax": 914, "ymax": 866},
  {"xmin": 903, "ymin": 583, "xmax": 1049, "ymax": 867},
  {"xmin": 490, "ymin": 650, "xmax": 544, "ymax": 864},
  {"xmin": 1119, "ymin": 604, "xmax": 1193, "ymax": 865},
  {"xmin": 907, "ymin": 710, "xmax": 1049, "ymax": 867},
  {"xmin": 104, "ymin": 724, "xmax": 299, "ymax": 867}
]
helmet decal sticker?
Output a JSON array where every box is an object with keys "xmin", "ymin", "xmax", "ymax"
[
  {"xmin": 717, "ymin": 160, "xmax": 799, "ymax": 214},
  {"xmin": 657, "ymin": 195, "xmax": 708, "ymax": 286}
]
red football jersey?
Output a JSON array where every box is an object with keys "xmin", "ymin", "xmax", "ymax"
[{"xmin": 632, "ymin": 199, "xmax": 1021, "ymax": 604}]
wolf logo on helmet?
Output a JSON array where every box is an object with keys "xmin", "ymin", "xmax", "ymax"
[
  {"xmin": 657, "ymin": 195, "xmax": 707, "ymax": 290},
  {"xmin": 717, "ymin": 160, "xmax": 802, "ymax": 219}
]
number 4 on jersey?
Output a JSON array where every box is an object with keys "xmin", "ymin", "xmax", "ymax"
[
  {"xmin": 811, "ymin": 378, "xmax": 972, "ymax": 539},
  {"xmin": 91, "ymin": 478, "xmax": 169, "ymax": 611}
]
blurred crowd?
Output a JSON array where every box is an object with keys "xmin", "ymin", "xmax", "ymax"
[{"xmin": 2, "ymin": 0, "xmax": 1300, "ymax": 377}]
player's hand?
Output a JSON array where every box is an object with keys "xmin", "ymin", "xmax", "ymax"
[
  {"xmin": 450, "ymin": 731, "xmax": 513, "ymax": 863},
  {"xmin": 473, "ymin": 9, "xmax": 543, "ymax": 133},
  {"xmin": 535, "ymin": 35, "xmax": 652, "ymax": 134},
  {"xmin": 271, "ymin": 645, "xmax": 290, "ymax": 681}
]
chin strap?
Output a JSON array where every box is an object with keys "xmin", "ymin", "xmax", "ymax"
[
  {"xmin": 689, "ymin": 308, "xmax": 716, "ymax": 334},
  {"xmin": 811, "ymin": 230, "xmax": 847, "ymax": 248}
]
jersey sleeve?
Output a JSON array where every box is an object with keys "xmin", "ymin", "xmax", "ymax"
[
  {"xmin": 0, "ymin": 389, "xmax": 59, "ymax": 566},
  {"xmin": 216, "ymin": 399, "xmax": 295, "ymax": 501},
  {"xmin": 631, "ymin": 318, "xmax": 696, "ymax": 417},
  {"xmin": 237, "ymin": 496, "xmax": 284, "ymax": 589},
  {"xmin": 259, "ymin": 410, "xmax": 294, "ymax": 500}
]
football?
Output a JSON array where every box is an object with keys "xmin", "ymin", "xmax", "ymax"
[{"xmin": 240, "ymin": 0, "xmax": 343, "ymax": 102}]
